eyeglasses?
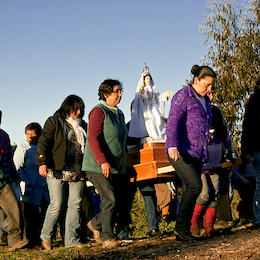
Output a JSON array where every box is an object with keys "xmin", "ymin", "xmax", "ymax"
[{"xmin": 113, "ymin": 89, "xmax": 123, "ymax": 94}]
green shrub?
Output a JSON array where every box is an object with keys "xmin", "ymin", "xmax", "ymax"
[
  {"xmin": 129, "ymin": 188, "xmax": 148, "ymax": 237},
  {"xmin": 129, "ymin": 188, "xmax": 176, "ymax": 237}
]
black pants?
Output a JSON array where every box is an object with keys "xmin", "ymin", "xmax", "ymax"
[
  {"xmin": 167, "ymin": 154, "xmax": 202, "ymax": 232},
  {"xmin": 20, "ymin": 198, "xmax": 48, "ymax": 246},
  {"xmin": 232, "ymin": 177, "xmax": 256, "ymax": 219},
  {"xmin": 85, "ymin": 172, "xmax": 128, "ymax": 241}
]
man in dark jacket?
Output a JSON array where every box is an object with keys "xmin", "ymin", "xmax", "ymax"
[
  {"xmin": 0, "ymin": 110, "xmax": 28, "ymax": 251},
  {"xmin": 242, "ymin": 75, "xmax": 260, "ymax": 229}
]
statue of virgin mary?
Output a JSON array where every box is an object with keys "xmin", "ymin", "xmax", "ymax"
[{"xmin": 129, "ymin": 64, "xmax": 171, "ymax": 143}]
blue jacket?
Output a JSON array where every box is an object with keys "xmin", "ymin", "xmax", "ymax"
[{"xmin": 14, "ymin": 139, "xmax": 49, "ymax": 205}]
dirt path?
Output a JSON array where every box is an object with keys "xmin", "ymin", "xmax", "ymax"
[{"xmin": 72, "ymin": 226, "xmax": 260, "ymax": 260}]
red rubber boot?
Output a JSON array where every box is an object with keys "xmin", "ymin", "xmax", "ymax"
[
  {"xmin": 204, "ymin": 208, "xmax": 217, "ymax": 237},
  {"xmin": 190, "ymin": 204, "xmax": 206, "ymax": 236}
]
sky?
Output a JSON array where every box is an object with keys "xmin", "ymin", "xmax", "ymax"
[{"xmin": 1, "ymin": 0, "xmax": 212, "ymax": 145}]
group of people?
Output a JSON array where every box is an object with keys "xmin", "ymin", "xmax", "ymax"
[
  {"xmin": 166, "ymin": 65, "xmax": 259, "ymax": 241},
  {"xmin": 0, "ymin": 64, "xmax": 259, "ymax": 252}
]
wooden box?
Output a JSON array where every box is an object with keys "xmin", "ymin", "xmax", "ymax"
[{"xmin": 126, "ymin": 142, "xmax": 176, "ymax": 183}]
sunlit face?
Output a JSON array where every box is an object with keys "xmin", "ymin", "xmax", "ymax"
[
  {"xmin": 144, "ymin": 75, "xmax": 151, "ymax": 86},
  {"xmin": 193, "ymin": 76, "xmax": 215, "ymax": 97},
  {"xmin": 26, "ymin": 130, "xmax": 38, "ymax": 144},
  {"xmin": 70, "ymin": 108, "xmax": 81, "ymax": 119},
  {"xmin": 105, "ymin": 85, "xmax": 123, "ymax": 107}
]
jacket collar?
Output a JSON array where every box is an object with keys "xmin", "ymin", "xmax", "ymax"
[
  {"xmin": 100, "ymin": 100, "xmax": 119, "ymax": 116},
  {"xmin": 187, "ymin": 84, "xmax": 196, "ymax": 97}
]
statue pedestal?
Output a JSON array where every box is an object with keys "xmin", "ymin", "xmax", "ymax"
[{"xmin": 126, "ymin": 142, "xmax": 176, "ymax": 183}]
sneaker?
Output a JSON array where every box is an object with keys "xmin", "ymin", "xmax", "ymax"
[
  {"xmin": 9, "ymin": 239, "xmax": 29, "ymax": 251},
  {"xmin": 87, "ymin": 221, "xmax": 103, "ymax": 244},
  {"xmin": 102, "ymin": 238, "xmax": 118, "ymax": 249}
]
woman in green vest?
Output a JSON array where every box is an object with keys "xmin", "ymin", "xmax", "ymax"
[{"xmin": 82, "ymin": 79, "xmax": 128, "ymax": 249}]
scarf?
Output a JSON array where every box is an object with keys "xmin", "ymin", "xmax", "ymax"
[{"xmin": 65, "ymin": 116, "xmax": 87, "ymax": 153}]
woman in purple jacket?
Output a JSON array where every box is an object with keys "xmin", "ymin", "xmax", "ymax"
[{"xmin": 165, "ymin": 65, "xmax": 216, "ymax": 241}]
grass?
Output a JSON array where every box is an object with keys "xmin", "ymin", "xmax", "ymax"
[
  {"xmin": 0, "ymin": 185, "xmax": 244, "ymax": 259},
  {"xmin": 0, "ymin": 241, "xmax": 92, "ymax": 260}
]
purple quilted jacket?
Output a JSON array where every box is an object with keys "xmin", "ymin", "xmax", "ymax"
[{"xmin": 165, "ymin": 84, "xmax": 212, "ymax": 163}]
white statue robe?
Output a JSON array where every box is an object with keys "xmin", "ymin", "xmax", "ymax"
[{"xmin": 129, "ymin": 73, "xmax": 166, "ymax": 142}]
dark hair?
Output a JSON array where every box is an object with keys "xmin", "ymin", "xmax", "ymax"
[
  {"xmin": 143, "ymin": 74, "xmax": 152, "ymax": 85},
  {"xmin": 191, "ymin": 65, "xmax": 216, "ymax": 83},
  {"xmin": 98, "ymin": 79, "xmax": 122, "ymax": 101},
  {"xmin": 254, "ymin": 75, "xmax": 260, "ymax": 91},
  {"xmin": 25, "ymin": 123, "xmax": 42, "ymax": 138},
  {"xmin": 54, "ymin": 95, "xmax": 85, "ymax": 119},
  {"xmin": 210, "ymin": 106, "xmax": 227, "ymax": 138},
  {"xmin": 130, "ymin": 100, "xmax": 134, "ymax": 113}
]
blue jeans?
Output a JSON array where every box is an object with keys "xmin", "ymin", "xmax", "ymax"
[
  {"xmin": 116, "ymin": 182, "xmax": 158, "ymax": 238},
  {"xmin": 139, "ymin": 183, "xmax": 158, "ymax": 232},
  {"xmin": 253, "ymin": 152, "xmax": 260, "ymax": 225},
  {"xmin": 196, "ymin": 173, "xmax": 220, "ymax": 209},
  {"xmin": 40, "ymin": 178, "xmax": 84, "ymax": 248},
  {"xmin": 167, "ymin": 153, "xmax": 202, "ymax": 232}
]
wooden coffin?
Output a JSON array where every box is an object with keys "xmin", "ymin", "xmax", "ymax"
[{"xmin": 126, "ymin": 142, "xmax": 176, "ymax": 183}]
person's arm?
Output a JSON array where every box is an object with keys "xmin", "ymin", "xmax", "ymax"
[
  {"xmin": 88, "ymin": 108, "xmax": 111, "ymax": 178},
  {"xmin": 88, "ymin": 108, "xmax": 107, "ymax": 164},
  {"xmin": 168, "ymin": 147, "xmax": 180, "ymax": 162},
  {"xmin": 166, "ymin": 91, "xmax": 186, "ymax": 161},
  {"xmin": 2, "ymin": 142, "xmax": 19, "ymax": 185},
  {"xmin": 140, "ymin": 85, "xmax": 145, "ymax": 95},
  {"xmin": 140, "ymin": 90, "xmax": 148, "ymax": 101},
  {"xmin": 231, "ymin": 164, "xmax": 244, "ymax": 181},
  {"xmin": 13, "ymin": 144, "xmax": 31, "ymax": 185},
  {"xmin": 35, "ymin": 116, "xmax": 58, "ymax": 177},
  {"xmin": 35, "ymin": 116, "xmax": 57, "ymax": 167},
  {"xmin": 232, "ymin": 162, "xmax": 251, "ymax": 184}
]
